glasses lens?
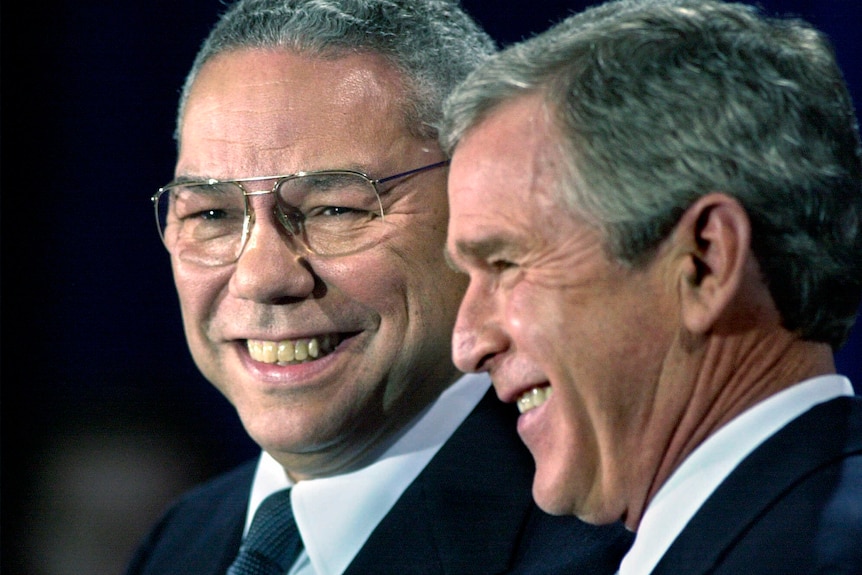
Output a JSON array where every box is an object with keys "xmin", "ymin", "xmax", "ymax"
[
  {"xmin": 154, "ymin": 182, "xmax": 246, "ymax": 266},
  {"xmin": 276, "ymin": 172, "xmax": 385, "ymax": 256},
  {"xmin": 153, "ymin": 171, "xmax": 388, "ymax": 265}
]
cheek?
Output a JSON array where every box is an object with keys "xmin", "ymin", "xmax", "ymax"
[
  {"xmin": 507, "ymin": 283, "xmax": 571, "ymax": 353},
  {"xmin": 391, "ymin": 228, "xmax": 466, "ymax": 311},
  {"xmin": 171, "ymin": 263, "xmax": 235, "ymax": 387},
  {"xmin": 314, "ymin": 251, "xmax": 425, "ymax": 350},
  {"xmin": 172, "ymin": 262, "xmax": 230, "ymax": 329},
  {"xmin": 322, "ymin": 253, "xmax": 407, "ymax": 311}
]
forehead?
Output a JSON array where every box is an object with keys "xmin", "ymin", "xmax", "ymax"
[
  {"xmin": 178, "ymin": 48, "xmax": 415, "ymax": 178},
  {"xmin": 447, "ymin": 94, "xmax": 565, "ymax": 240}
]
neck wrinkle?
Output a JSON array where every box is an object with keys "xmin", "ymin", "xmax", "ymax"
[{"xmin": 635, "ymin": 328, "xmax": 834, "ymax": 530}]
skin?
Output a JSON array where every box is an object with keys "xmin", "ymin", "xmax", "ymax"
[
  {"xmin": 445, "ymin": 93, "xmax": 835, "ymax": 529},
  {"xmin": 172, "ymin": 48, "xmax": 466, "ymax": 481}
]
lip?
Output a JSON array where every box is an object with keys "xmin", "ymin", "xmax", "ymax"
[{"xmin": 494, "ymin": 377, "xmax": 550, "ymax": 404}]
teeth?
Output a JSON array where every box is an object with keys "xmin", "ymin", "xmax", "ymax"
[
  {"xmin": 248, "ymin": 335, "xmax": 335, "ymax": 365},
  {"xmin": 277, "ymin": 340, "xmax": 294, "ymax": 362},
  {"xmin": 294, "ymin": 339, "xmax": 309, "ymax": 361},
  {"xmin": 516, "ymin": 386, "xmax": 553, "ymax": 414}
]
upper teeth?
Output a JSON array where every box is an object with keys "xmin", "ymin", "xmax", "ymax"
[
  {"xmin": 516, "ymin": 386, "xmax": 552, "ymax": 413},
  {"xmin": 248, "ymin": 335, "xmax": 336, "ymax": 365}
]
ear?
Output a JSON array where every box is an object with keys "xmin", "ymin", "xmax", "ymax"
[{"xmin": 673, "ymin": 193, "xmax": 751, "ymax": 335}]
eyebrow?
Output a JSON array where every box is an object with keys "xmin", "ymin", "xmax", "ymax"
[
  {"xmin": 164, "ymin": 174, "xmax": 219, "ymax": 187},
  {"xmin": 459, "ymin": 236, "xmax": 509, "ymax": 258},
  {"xmin": 445, "ymin": 236, "xmax": 511, "ymax": 271},
  {"xmin": 167, "ymin": 175, "xmax": 198, "ymax": 184}
]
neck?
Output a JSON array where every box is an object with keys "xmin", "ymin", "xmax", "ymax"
[{"xmin": 626, "ymin": 329, "xmax": 834, "ymax": 530}]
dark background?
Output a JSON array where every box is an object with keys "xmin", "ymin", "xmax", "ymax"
[{"xmin": 3, "ymin": 1, "xmax": 861, "ymax": 574}]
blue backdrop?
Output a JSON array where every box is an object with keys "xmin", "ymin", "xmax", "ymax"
[{"xmin": 2, "ymin": 2, "xmax": 860, "ymax": 573}]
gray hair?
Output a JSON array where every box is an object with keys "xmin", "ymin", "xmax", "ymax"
[
  {"xmin": 440, "ymin": 0, "xmax": 862, "ymax": 349},
  {"xmin": 176, "ymin": 0, "xmax": 496, "ymax": 143}
]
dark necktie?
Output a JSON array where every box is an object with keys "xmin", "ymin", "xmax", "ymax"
[{"xmin": 227, "ymin": 489, "xmax": 304, "ymax": 575}]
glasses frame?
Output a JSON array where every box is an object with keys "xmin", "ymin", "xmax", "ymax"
[{"xmin": 152, "ymin": 159, "xmax": 450, "ymax": 261}]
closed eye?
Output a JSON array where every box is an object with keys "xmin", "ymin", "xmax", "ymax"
[
  {"xmin": 308, "ymin": 205, "xmax": 369, "ymax": 217},
  {"xmin": 489, "ymin": 259, "xmax": 517, "ymax": 273}
]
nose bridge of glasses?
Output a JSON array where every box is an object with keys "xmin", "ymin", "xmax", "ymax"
[
  {"xmin": 243, "ymin": 188, "xmax": 276, "ymax": 197},
  {"xmin": 240, "ymin": 184, "xmax": 305, "ymax": 250}
]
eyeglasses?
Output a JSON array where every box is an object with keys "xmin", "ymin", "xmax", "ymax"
[{"xmin": 152, "ymin": 160, "xmax": 449, "ymax": 266}]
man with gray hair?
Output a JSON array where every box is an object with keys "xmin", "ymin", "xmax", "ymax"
[
  {"xmin": 442, "ymin": 0, "xmax": 862, "ymax": 573},
  {"xmin": 125, "ymin": 1, "xmax": 633, "ymax": 574}
]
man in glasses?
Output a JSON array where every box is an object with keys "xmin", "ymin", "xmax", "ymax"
[{"xmin": 125, "ymin": 1, "xmax": 632, "ymax": 574}]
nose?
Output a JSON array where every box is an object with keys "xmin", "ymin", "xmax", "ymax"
[
  {"xmin": 229, "ymin": 196, "xmax": 316, "ymax": 303},
  {"xmin": 451, "ymin": 280, "xmax": 509, "ymax": 373}
]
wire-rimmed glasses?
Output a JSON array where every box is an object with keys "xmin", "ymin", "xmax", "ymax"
[{"xmin": 152, "ymin": 160, "xmax": 449, "ymax": 266}]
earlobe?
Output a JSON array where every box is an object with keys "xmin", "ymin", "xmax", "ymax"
[{"xmin": 675, "ymin": 193, "xmax": 751, "ymax": 335}]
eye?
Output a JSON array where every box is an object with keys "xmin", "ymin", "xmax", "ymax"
[
  {"xmin": 313, "ymin": 205, "xmax": 372, "ymax": 218},
  {"xmin": 168, "ymin": 184, "xmax": 245, "ymax": 240},
  {"xmin": 188, "ymin": 207, "xmax": 232, "ymax": 221},
  {"xmin": 489, "ymin": 259, "xmax": 517, "ymax": 273},
  {"xmin": 281, "ymin": 173, "xmax": 383, "ymax": 221}
]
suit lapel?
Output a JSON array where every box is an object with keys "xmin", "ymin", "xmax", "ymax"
[
  {"xmin": 124, "ymin": 459, "xmax": 254, "ymax": 575},
  {"xmin": 652, "ymin": 397, "xmax": 862, "ymax": 574},
  {"xmin": 344, "ymin": 388, "xmax": 537, "ymax": 574}
]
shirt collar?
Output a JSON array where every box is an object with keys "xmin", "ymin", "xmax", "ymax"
[
  {"xmin": 619, "ymin": 374, "xmax": 854, "ymax": 575},
  {"xmin": 246, "ymin": 372, "xmax": 491, "ymax": 575}
]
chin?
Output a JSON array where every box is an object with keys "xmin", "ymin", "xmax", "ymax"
[{"xmin": 530, "ymin": 477, "xmax": 571, "ymax": 516}]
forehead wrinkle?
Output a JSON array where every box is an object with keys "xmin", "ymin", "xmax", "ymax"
[{"xmin": 182, "ymin": 51, "xmax": 419, "ymax": 181}]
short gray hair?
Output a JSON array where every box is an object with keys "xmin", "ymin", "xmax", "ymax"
[
  {"xmin": 440, "ymin": 0, "xmax": 862, "ymax": 350},
  {"xmin": 176, "ymin": 0, "xmax": 496, "ymax": 142}
]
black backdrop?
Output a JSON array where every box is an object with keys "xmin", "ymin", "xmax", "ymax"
[{"xmin": 3, "ymin": 2, "xmax": 861, "ymax": 574}]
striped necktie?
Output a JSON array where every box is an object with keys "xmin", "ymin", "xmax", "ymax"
[{"xmin": 227, "ymin": 489, "xmax": 303, "ymax": 575}]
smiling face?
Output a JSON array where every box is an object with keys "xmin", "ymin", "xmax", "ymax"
[
  {"xmin": 446, "ymin": 93, "xmax": 684, "ymax": 525},
  {"xmin": 172, "ymin": 48, "xmax": 465, "ymax": 480}
]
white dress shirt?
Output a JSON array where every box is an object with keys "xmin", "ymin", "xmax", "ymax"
[
  {"xmin": 242, "ymin": 372, "xmax": 491, "ymax": 575},
  {"xmin": 618, "ymin": 374, "xmax": 855, "ymax": 575}
]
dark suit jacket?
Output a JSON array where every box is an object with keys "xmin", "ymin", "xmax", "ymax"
[
  {"xmin": 652, "ymin": 395, "xmax": 862, "ymax": 575},
  {"xmin": 125, "ymin": 388, "xmax": 633, "ymax": 574}
]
